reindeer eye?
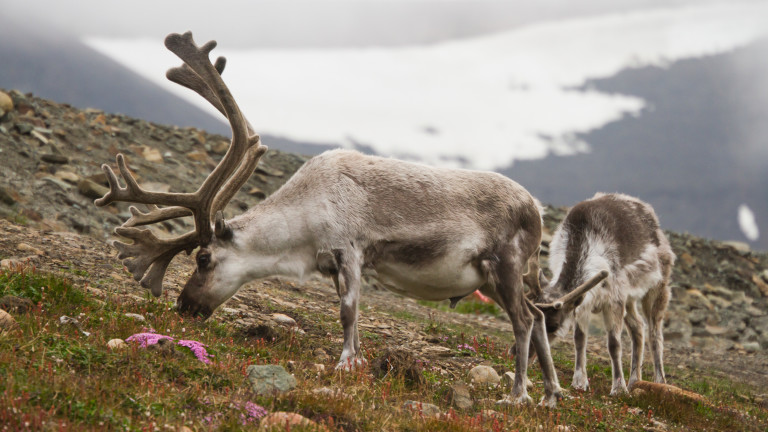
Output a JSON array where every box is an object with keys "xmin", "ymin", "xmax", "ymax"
[{"xmin": 197, "ymin": 253, "xmax": 211, "ymax": 269}]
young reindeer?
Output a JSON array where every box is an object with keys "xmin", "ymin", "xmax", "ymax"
[
  {"xmin": 93, "ymin": 32, "xmax": 593, "ymax": 407},
  {"xmin": 529, "ymin": 193, "xmax": 675, "ymax": 396}
]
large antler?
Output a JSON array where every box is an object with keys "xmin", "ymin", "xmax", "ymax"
[{"xmin": 95, "ymin": 32, "xmax": 267, "ymax": 296}]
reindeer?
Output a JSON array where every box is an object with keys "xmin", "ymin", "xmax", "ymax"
[
  {"xmin": 94, "ymin": 32, "xmax": 599, "ymax": 407},
  {"xmin": 528, "ymin": 193, "xmax": 675, "ymax": 396}
]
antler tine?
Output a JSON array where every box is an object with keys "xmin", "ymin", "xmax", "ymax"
[
  {"xmin": 535, "ymin": 270, "xmax": 608, "ymax": 309},
  {"xmin": 123, "ymin": 205, "xmax": 193, "ymax": 228},
  {"xmin": 113, "ymin": 227, "xmax": 198, "ymax": 296},
  {"xmin": 95, "ymin": 154, "xmax": 198, "ymax": 209}
]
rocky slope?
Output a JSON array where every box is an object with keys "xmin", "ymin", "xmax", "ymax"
[{"xmin": 1, "ymin": 89, "xmax": 767, "ymax": 391}]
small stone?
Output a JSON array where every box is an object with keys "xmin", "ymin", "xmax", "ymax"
[
  {"xmin": 107, "ymin": 339, "xmax": 127, "ymax": 350},
  {"xmin": 271, "ymin": 313, "xmax": 297, "ymax": 326},
  {"xmin": 0, "ymin": 187, "xmax": 16, "ymax": 205},
  {"xmin": 0, "ymin": 296, "xmax": 34, "ymax": 314},
  {"xmin": 31, "ymin": 130, "xmax": 49, "ymax": 145},
  {"xmin": 54, "ymin": 170, "xmax": 80, "ymax": 184},
  {"xmin": 256, "ymin": 165, "xmax": 284, "ymax": 177},
  {"xmin": 41, "ymin": 176, "xmax": 72, "ymax": 191},
  {"xmin": 721, "ymin": 241, "xmax": 750, "ymax": 252},
  {"xmin": 743, "ymin": 342, "xmax": 761, "ymax": 352},
  {"xmin": 403, "ymin": 400, "xmax": 441, "ymax": 417},
  {"xmin": 246, "ymin": 364, "xmax": 297, "ymax": 395},
  {"xmin": 124, "ymin": 313, "xmax": 146, "ymax": 322},
  {"xmin": 0, "ymin": 309, "xmax": 19, "ymax": 332},
  {"xmin": 679, "ymin": 252, "xmax": 695, "ymax": 267},
  {"xmin": 41, "ymin": 154, "xmax": 68, "ymax": 164},
  {"xmin": 259, "ymin": 412, "xmax": 317, "ymax": 430},
  {"xmin": 685, "ymin": 289, "xmax": 714, "ymax": 311},
  {"xmin": 78, "ymin": 179, "xmax": 109, "ymax": 200},
  {"xmin": 704, "ymin": 324, "xmax": 728, "ymax": 336},
  {"xmin": 311, "ymin": 363, "xmax": 326, "ymax": 373},
  {"xmin": 0, "ymin": 91, "xmax": 13, "ymax": 113},
  {"xmin": 17, "ymin": 243, "xmax": 44, "ymax": 256},
  {"xmin": 313, "ymin": 348, "xmax": 330, "ymax": 362},
  {"xmin": 422, "ymin": 345, "xmax": 452, "ymax": 357},
  {"xmin": 447, "ymin": 383, "xmax": 473, "ymax": 410},
  {"xmin": 141, "ymin": 146, "xmax": 163, "ymax": 163},
  {"xmin": 210, "ymin": 140, "xmax": 229, "ymax": 154},
  {"xmin": 752, "ymin": 274, "xmax": 768, "ymax": 298},
  {"xmin": 468, "ymin": 365, "xmax": 500, "ymax": 386},
  {"xmin": 248, "ymin": 187, "xmax": 266, "ymax": 199}
]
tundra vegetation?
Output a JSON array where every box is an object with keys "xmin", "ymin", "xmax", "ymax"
[{"xmin": 0, "ymin": 258, "xmax": 766, "ymax": 431}]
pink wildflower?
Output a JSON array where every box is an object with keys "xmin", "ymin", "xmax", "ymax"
[{"xmin": 126, "ymin": 331, "xmax": 213, "ymax": 364}]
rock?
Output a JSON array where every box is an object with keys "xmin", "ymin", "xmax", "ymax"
[
  {"xmin": 17, "ymin": 243, "xmax": 45, "ymax": 256},
  {"xmin": 124, "ymin": 313, "xmax": 146, "ymax": 322},
  {"xmin": 248, "ymin": 187, "xmax": 266, "ymax": 199},
  {"xmin": 15, "ymin": 123, "xmax": 33, "ymax": 134},
  {"xmin": 256, "ymin": 165, "xmax": 284, "ymax": 177},
  {"xmin": 311, "ymin": 363, "xmax": 326, "ymax": 373},
  {"xmin": 685, "ymin": 289, "xmax": 713, "ymax": 311},
  {"xmin": 0, "ymin": 309, "xmax": 19, "ymax": 332},
  {"xmin": 468, "ymin": 365, "xmax": 500, "ymax": 386},
  {"xmin": 313, "ymin": 348, "xmax": 330, "ymax": 363},
  {"xmin": 422, "ymin": 345, "xmax": 452, "ymax": 357},
  {"xmin": 246, "ymin": 364, "xmax": 297, "ymax": 395},
  {"xmin": 0, "ymin": 296, "xmax": 34, "ymax": 314},
  {"xmin": 259, "ymin": 412, "xmax": 318, "ymax": 430},
  {"xmin": 707, "ymin": 295, "xmax": 731, "ymax": 310},
  {"xmin": 501, "ymin": 371, "xmax": 534, "ymax": 390},
  {"xmin": 664, "ymin": 318, "xmax": 692, "ymax": 342},
  {"xmin": 107, "ymin": 338, "xmax": 128, "ymax": 350},
  {"xmin": 403, "ymin": 400, "xmax": 441, "ymax": 417},
  {"xmin": 447, "ymin": 383, "xmax": 473, "ymax": 410},
  {"xmin": 41, "ymin": 154, "xmax": 69, "ymax": 164},
  {"xmin": 41, "ymin": 176, "xmax": 72, "ymax": 191},
  {"xmin": 721, "ymin": 241, "xmax": 750, "ymax": 253},
  {"xmin": 271, "ymin": 313, "xmax": 297, "ymax": 326},
  {"xmin": 31, "ymin": 130, "xmax": 49, "ymax": 145},
  {"xmin": 54, "ymin": 170, "xmax": 81, "ymax": 184},
  {"xmin": 210, "ymin": 140, "xmax": 230, "ymax": 154},
  {"xmin": 0, "ymin": 187, "xmax": 16, "ymax": 205},
  {"xmin": 78, "ymin": 179, "xmax": 110, "ymax": 200},
  {"xmin": 0, "ymin": 91, "xmax": 13, "ymax": 113},
  {"xmin": 679, "ymin": 252, "xmax": 696, "ymax": 267},
  {"xmin": 752, "ymin": 274, "xmax": 768, "ymax": 298},
  {"xmin": 141, "ymin": 146, "xmax": 163, "ymax": 163}
]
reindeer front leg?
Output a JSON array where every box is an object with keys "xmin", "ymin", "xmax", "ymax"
[{"xmin": 333, "ymin": 249, "xmax": 365, "ymax": 370}]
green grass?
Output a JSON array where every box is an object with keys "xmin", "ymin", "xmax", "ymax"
[{"xmin": 0, "ymin": 262, "xmax": 766, "ymax": 431}]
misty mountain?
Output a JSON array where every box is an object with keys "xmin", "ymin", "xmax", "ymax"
[{"xmin": 507, "ymin": 39, "xmax": 768, "ymax": 250}]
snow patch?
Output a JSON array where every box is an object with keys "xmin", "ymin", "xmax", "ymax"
[
  {"xmin": 738, "ymin": 205, "xmax": 760, "ymax": 241},
  {"xmin": 85, "ymin": 2, "xmax": 768, "ymax": 170}
]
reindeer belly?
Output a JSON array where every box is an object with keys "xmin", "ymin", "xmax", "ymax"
[{"xmin": 368, "ymin": 256, "xmax": 485, "ymax": 301}]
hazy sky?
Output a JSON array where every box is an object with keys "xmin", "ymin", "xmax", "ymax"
[{"xmin": 1, "ymin": 0, "xmax": 731, "ymax": 48}]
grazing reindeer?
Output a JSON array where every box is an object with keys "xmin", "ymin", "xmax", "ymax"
[
  {"xmin": 94, "ymin": 32, "xmax": 595, "ymax": 407},
  {"xmin": 529, "ymin": 193, "xmax": 675, "ymax": 395}
]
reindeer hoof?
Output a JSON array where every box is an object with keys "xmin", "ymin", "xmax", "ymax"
[
  {"xmin": 496, "ymin": 394, "xmax": 533, "ymax": 406},
  {"xmin": 335, "ymin": 357, "xmax": 367, "ymax": 371},
  {"xmin": 538, "ymin": 392, "xmax": 563, "ymax": 408},
  {"xmin": 609, "ymin": 385, "xmax": 628, "ymax": 396}
]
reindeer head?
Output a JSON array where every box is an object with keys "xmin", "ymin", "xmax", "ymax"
[
  {"xmin": 95, "ymin": 32, "xmax": 266, "ymax": 319},
  {"xmin": 526, "ymin": 269, "xmax": 608, "ymax": 340}
]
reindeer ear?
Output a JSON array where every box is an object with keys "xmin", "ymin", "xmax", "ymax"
[{"xmin": 214, "ymin": 211, "xmax": 233, "ymax": 241}]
